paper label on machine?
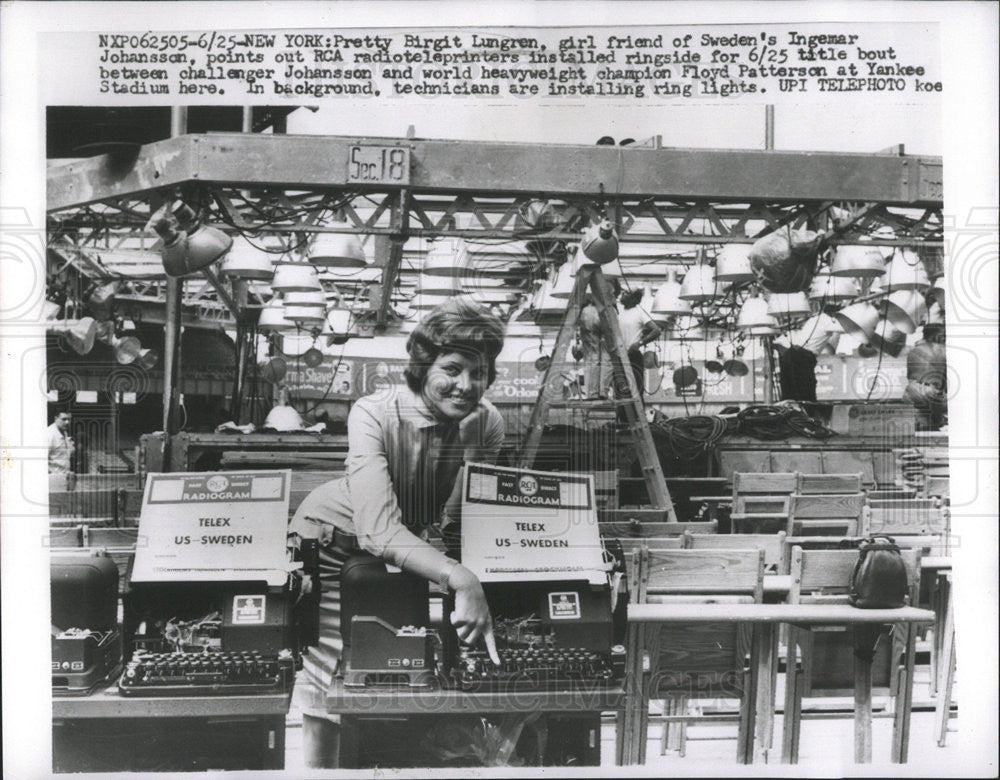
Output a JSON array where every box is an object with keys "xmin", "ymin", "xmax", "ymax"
[
  {"xmin": 232, "ymin": 595, "xmax": 266, "ymax": 624},
  {"xmin": 131, "ymin": 471, "xmax": 291, "ymax": 585},
  {"xmin": 462, "ymin": 463, "xmax": 605, "ymax": 584}
]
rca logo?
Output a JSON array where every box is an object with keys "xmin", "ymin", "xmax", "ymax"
[{"xmin": 518, "ymin": 476, "xmax": 539, "ymax": 496}]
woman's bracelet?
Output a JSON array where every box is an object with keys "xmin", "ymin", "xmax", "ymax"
[{"xmin": 439, "ymin": 558, "xmax": 459, "ymax": 591}]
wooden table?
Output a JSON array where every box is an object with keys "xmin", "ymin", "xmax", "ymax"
[
  {"xmin": 627, "ymin": 603, "xmax": 935, "ymax": 764},
  {"xmin": 920, "ymin": 557, "xmax": 952, "ymax": 699},
  {"xmin": 52, "ymin": 684, "xmax": 292, "ymax": 771},
  {"xmin": 327, "ymin": 679, "xmax": 626, "ymax": 715},
  {"xmin": 327, "ymin": 679, "xmax": 625, "ymax": 767}
]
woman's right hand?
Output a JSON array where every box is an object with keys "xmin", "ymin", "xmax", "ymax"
[{"xmin": 448, "ymin": 565, "xmax": 500, "ymax": 665}]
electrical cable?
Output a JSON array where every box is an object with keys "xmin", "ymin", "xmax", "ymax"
[
  {"xmin": 650, "ymin": 414, "xmax": 729, "ymax": 460},
  {"xmin": 735, "ymin": 405, "xmax": 836, "ymax": 440}
]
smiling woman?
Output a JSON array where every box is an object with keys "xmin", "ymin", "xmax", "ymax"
[{"xmin": 287, "ymin": 297, "xmax": 506, "ymax": 767}]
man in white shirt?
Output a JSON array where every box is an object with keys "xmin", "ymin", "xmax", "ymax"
[
  {"xmin": 48, "ymin": 411, "xmax": 75, "ymax": 490},
  {"xmin": 616, "ymin": 288, "xmax": 661, "ymax": 405}
]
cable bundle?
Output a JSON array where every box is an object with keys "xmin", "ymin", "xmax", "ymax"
[
  {"xmin": 735, "ymin": 405, "xmax": 837, "ymax": 440},
  {"xmin": 650, "ymin": 414, "xmax": 729, "ymax": 460}
]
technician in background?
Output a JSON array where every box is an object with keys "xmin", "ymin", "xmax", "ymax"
[
  {"xmin": 288, "ymin": 297, "xmax": 506, "ymax": 767},
  {"xmin": 48, "ymin": 411, "xmax": 75, "ymax": 490},
  {"xmin": 616, "ymin": 288, "xmax": 661, "ymax": 403},
  {"xmin": 578, "ymin": 275, "xmax": 621, "ymax": 400},
  {"xmin": 903, "ymin": 322, "xmax": 948, "ymax": 431}
]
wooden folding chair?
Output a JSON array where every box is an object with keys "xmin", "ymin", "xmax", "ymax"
[
  {"xmin": 599, "ymin": 520, "xmax": 716, "ymax": 539},
  {"xmin": 866, "ymin": 487, "xmax": 918, "ymax": 501},
  {"xmin": 868, "ymin": 497, "xmax": 940, "ymax": 512},
  {"xmin": 820, "ymin": 452, "xmax": 876, "ymax": 486},
  {"xmin": 606, "ymin": 526, "xmax": 686, "ymax": 765},
  {"xmin": 786, "ymin": 493, "xmax": 865, "ymax": 537},
  {"xmin": 685, "ymin": 532, "xmax": 787, "ymax": 574},
  {"xmin": 863, "ymin": 501, "xmax": 949, "ymax": 554},
  {"xmin": 796, "ymin": 472, "xmax": 863, "ymax": 496},
  {"xmin": 782, "ymin": 546, "xmax": 922, "ymax": 763},
  {"xmin": 693, "ymin": 472, "xmax": 797, "ymax": 533},
  {"xmin": 684, "ymin": 532, "xmax": 788, "ymax": 754},
  {"xmin": 731, "ymin": 495, "xmax": 791, "ymax": 534},
  {"xmin": 863, "ymin": 501, "xmax": 951, "ymax": 692},
  {"xmin": 622, "ymin": 548, "xmax": 765, "ymax": 765}
]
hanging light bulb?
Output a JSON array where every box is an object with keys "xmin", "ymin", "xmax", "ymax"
[
  {"xmin": 421, "ymin": 241, "xmax": 469, "ymax": 277},
  {"xmin": 881, "ymin": 250, "xmax": 931, "ymax": 292},
  {"xmin": 830, "ymin": 245, "xmax": 886, "ymax": 279},
  {"xmin": 137, "ymin": 348, "xmax": 159, "ymax": 370},
  {"xmin": 736, "ymin": 296, "xmax": 778, "ymax": 333},
  {"xmin": 579, "ymin": 220, "xmax": 619, "ymax": 265},
  {"xmin": 108, "ymin": 334, "xmax": 142, "ymax": 365},
  {"xmin": 48, "ymin": 317, "xmax": 98, "ymax": 355},
  {"xmin": 259, "ymin": 356, "xmax": 287, "ymax": 384},
  {"xmin": 303, "ymin": 347, "xmax": 325, "ymax": 368},
  {"xmin": 651, "ymin": 270, "xmax": 691, "ymax": 322},
  {"xmin": 221, "ymin": 236, "xmax": 276, "ymax": 280},
  {"xmin": 928, "ymin": 275, "xmax": 946, "ymax": 308},
  {"xmin": 767, "ymin": 292, "xmax": 811, "ymax": 320},
  {"xmin": 869, "ymin": 317, "xmax": 907, "ymax": 358},
  {"xmin": 257, "ymin": 298, "xmax": 296, "ymax": 333},
  {"xmin": 723, "ymin": 358, "xmax": 750, "ymax": 377},
  {"xmin": 809, "ymin": 270, "xmax": 859, "ymax": 302},
  {"xmin": 155, "ymin": 202, "xmax": 233, "ymax": 278},
  {"xmin": 322, "ymin": 307, "xmax": 352, "ymax": 345},
  {"xmin": 285, "ymin": 305, "xmax": 326, "ymax": 327},
  {"xmin": 272, "ymin": 262, "xmax": 322, "ymax": 293},
  {"xmin": 308, "ymin": 224, "xmax": 367, "ymax": 267},
  {"xmin": 869, "ymin": 226, "xmax": 898, "ymax": 260},
  {"xmin": 283, "ymin": 290, "xmax": 327, "ymax": 308},
  {"xmin": 883, "ymin": 290, "xmax": 928, "ymax": 334},
  {"xmin": 714, "ymin": 244, "xmax": 755, "ymax": 283},
  {"xmin": 833, "ymin": 301, "xmax": 881, "ymax": 341},
  {"xmin": 670, "ymin": 315, "xmax": 705, "ymax": 341},
  {"xmin": 415, "ymin": 273, "xmax": 461, "ymax": 296},
  {"xmin": 679, "ymin": 263, "xmax": 720, "ymax": 303}
]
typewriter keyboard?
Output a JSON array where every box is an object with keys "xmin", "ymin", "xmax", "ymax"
[
  {"xmin": 118, "ymin": 650, "xmax": 294, "ymax": 697},
  {"xmin": 452, "ymin": 645, "xmax": 625, "ymax": 691}
]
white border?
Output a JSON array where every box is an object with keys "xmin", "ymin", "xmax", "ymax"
[{"xmin": 2, "ymin": 3, "xmax": 996, "ymax": 777}]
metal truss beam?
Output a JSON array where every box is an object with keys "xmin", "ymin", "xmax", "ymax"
[
  {"xmin": 49, "ymin": 133, "xmax": 943, "ymax": 213},
  {"xmin": 47, "ymin": 133, "xmax": 944, "ymax": 317}
]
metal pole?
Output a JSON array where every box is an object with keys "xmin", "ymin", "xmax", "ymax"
[
  {"xmin": 162, "ymin": 279, "xmax": 182, "ymax": 470},
  {"xmin": 161, "ymin": 106, "xmax": 188, "ymax": 471},
  {"xmin": 762, "ymin": 335, "xmax": 775, "ymax": 404},
  {"xmin": 762, "ymin": 107, "xmax": 775, "ymax": 404}
]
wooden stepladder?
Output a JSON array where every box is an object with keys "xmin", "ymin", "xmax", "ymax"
[{"xmin": 518, "ymin": 265, "xmax": 676, "ymax": 521}]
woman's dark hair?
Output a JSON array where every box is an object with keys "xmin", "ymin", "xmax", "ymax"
[{"xmin": 404, "ymin": 298, "xmax": 506, "ymax": 393}]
